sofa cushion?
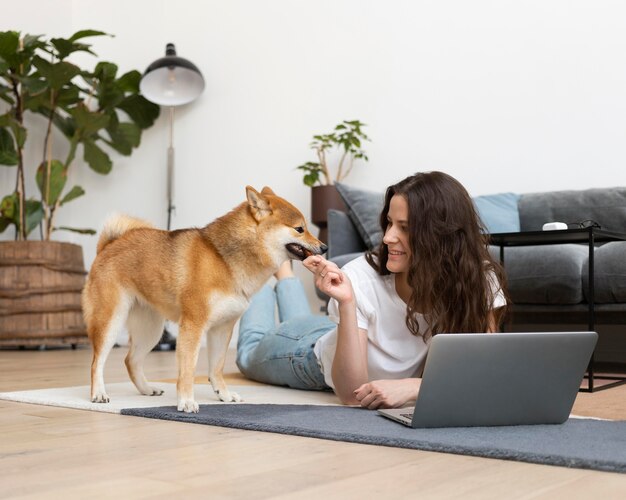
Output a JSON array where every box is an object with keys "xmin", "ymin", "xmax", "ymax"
[
  {"xmin": 582, "ymin": 242, "xmax": 626, "ymax": 303},
  {"xmin": 473, "ymin": 192, "xmax": 521, "ymax": 234},
  {"xmin": 518, "ymin": 187, "xmax": 626, "ymax": 232},
  {"xmin": 493, "ymin": 244, "xmax": 588, "ymax": 304},
  {"xmin": 331, "ymin": 252, "xmax": 364, "ymax": 269},
  {"xmin": 327, "ymin": 209, "xmax": 367, "ymax": 259},
  {"xmin": 335, "ymin": 183, "xmax": 384, "ymax": 249}
]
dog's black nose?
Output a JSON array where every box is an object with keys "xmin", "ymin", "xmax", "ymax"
[{"xmin": 320, "ymin": 244, "xmax": 328, "ymax": 255}]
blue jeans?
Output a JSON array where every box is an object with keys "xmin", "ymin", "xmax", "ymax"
[{"xmin": 236, "ymin": 278, "xmax": 334, "ymax": 390}]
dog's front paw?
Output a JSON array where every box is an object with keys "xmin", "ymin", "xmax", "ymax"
[
  {"xmin": 216, "ymin": 389, "xmax": 242, "ymax": 403},
  {"xmin": 146, "ymin": 386, "xmax": 164, "ymax": 396},
  {"xmin": 91, "ymin": 393, "xmax": 110, "ymax": 403},
  {"xmin": 177, "ymin": 398, "xmax": 199, "ymax": 413}
]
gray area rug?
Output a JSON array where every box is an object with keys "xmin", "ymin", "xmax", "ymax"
[{"xmin": 121, "ymin": 404, "xmax": 626, "ymax": 473}]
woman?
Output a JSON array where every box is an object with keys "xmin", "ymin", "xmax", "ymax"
[{"xmin": 236, "ymin": 171, "xmax": 508, "ymax": 409}]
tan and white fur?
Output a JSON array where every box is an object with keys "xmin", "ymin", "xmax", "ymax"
[{"xmin": 82, "ymin": 186, "xmax": 326, "ymax": 413}]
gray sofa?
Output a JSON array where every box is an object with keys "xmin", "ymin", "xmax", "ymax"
[{"xmin": 322, "ymin": 183, "xmax": 626, "ymax": 327}]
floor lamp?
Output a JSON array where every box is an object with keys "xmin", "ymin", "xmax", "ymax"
[{"xmin": 140, "ymin": 43, "xmax": 205, "ymax": 350}]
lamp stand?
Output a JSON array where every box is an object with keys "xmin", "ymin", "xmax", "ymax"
[
  {"xmin": 154, "ymin": 106, "xmax": 178, "ymax": 351},
  {"xmin": 167, "ymin": 106, "xmax": 175, "ymax": 230},
  {"xmin": 141, "ymin": 42, "xmax": 204, "ymax": 353}
]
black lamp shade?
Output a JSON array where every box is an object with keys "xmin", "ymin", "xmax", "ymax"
[{"xmin": 140, "ymin": 43, "xmax": 205, "ymax": 106}]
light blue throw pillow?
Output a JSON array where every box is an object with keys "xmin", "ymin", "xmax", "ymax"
[{"xmin": 473, "ymin": 192, "xmax": 521, "ymax": 234}]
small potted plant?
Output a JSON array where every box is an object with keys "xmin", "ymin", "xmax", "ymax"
[
  {"xmin": 0, "ymin": 30, "xmax": 159, "ymax": 347},
  {"xmin": 296, "ymin": 119, "xmax": 370, "ymax": 242}
]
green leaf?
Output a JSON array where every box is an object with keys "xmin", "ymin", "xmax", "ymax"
[
  {"xmin": 0, "ymin": 31, "xmax": 39, "ymax": 74},
  {"xmin": 104, "ymin": 122, "xmax": 140, "ymax": 155},
  {"xmin": 60, "ymin": 185, "xmax": 85, "ymax": 205},
  {"xmin": 297, "ymin": 162, "xmax": 322, "ymax": 186},
  {"xmin": 55, "ymin": 225, "xmax": 96, "ymax": 235},
  {"xmin": 24, "ymin": 199, "xmax": 44, "ymax": 236},
  {"xmin": 22, "ymin": 90, "xmax": 52, "ymax": 112},
  {"xmin": 2, "ymin": 195, "xmax": 45, "ymax": 236},
  {"xmin": 10, "ymin": 121, "xmax": 26, "ymax": 149},
  {"xmin": 71, "ymin": 103, "xmax": 109, "ymax": 137},
  {"xmin": 0, "ymin": 127, "xmax": 18, "ymax": 165},
  {"xmin": 83, "ymin": 140, "xmax": 112, "ymax": 174},
  {"xmin": 36, "ymin": 160, "xmax": 67, "ymax": 205},
  {"xmin": 0, "ymin": 193, "xmax": 17, "ymax": 219},
  {"xmin": 95, "ymin": 71, "xmax": 143, "ymax": 111},
  {"xmin": 22, "ymin": 76, "xmax": 48, "ymax": 96},
  {"xmin": 303, "ymin": 172, "xmax": 319, "ymax": 187},
  {"xmin": 94, "ymin": 62, "xmax": 118, "ymax": 83},
  {"xmin": 116, "ymin": 70, "xmax": 141, "ymax": 93},
  {"xmin": 22, "ymin": 34, "xmax": 45, "ymax": 50},
  {"xmin": 51, "ymin": 112, "xmax": 76, "ymax": 138},
  {"xmin": 95, "ymin": 81, "xmax": 124, "ymax": 110},
  {"xmin": 0, "ymin": 31, "xmax": 19, "ymax": 63},
  {"xmin": 50, "ymin": 38, "xmax": 77, "ymax": 60},
  {"xmin": 296, "ymin": 161, "xmax": 321, "ymax": 173},
  {"xmin": 68, "ymin": 30, "xmax": 110, "ymax": 42},
  {"xmin": 117, "ymin": 94, "xmax": 160, "ymax": 129},
  {"xmin": 50, "ymin": 38, "xmax": 98, "ymax": 59},
  {"xmin": 32, "ymin": 56, "xmax": 80, "ymax": 90},
  {"xmin": 0, "ymin": 215, "xmax": 10, "ymax": 232},
  {"xmin": 55, "ymin": 85, "xmax": 81, "ymax": 107}
]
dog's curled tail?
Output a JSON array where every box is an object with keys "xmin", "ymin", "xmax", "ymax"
[{"xmin": 96, "ymin": 214, "xmax": 155, "ymax": 254}]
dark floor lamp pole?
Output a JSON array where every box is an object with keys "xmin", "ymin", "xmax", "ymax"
[
  {"xmin": 140, "ymin": 43, "xmax": 205, "ymax": 350},
  {"xmin": 167, "ymin": 106, "xmax": 175, "ymax": 230}
]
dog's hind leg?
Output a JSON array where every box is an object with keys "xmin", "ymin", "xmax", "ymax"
[
  {"xmin": 125, "ymin": 304, "xmax": 165, "ymax": 396},
  {"xmin": 207, "ymin": 319, "xmax": 241, "ymax": 403},
  {"xmin": 89, "ymin": 292, "xmax": 132, "ymax": 403}
]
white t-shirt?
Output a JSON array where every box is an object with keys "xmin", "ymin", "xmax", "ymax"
[{"xmin": 313, "ymin": 255, "xmax": 506, "ymax": 390}]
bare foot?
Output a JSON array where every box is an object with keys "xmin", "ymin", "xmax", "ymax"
[{"xmin": 274, "ymin": 260, "xmax": 295, "ymax": 280}]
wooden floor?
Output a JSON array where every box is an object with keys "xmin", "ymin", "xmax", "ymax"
[{"xmin": 1, "ymin": 347, "xmax": 626, "ymax": 499}]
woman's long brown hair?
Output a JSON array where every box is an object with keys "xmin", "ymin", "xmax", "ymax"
[{"xmin": 366, "ymin": 171, "xmax": 509, "ymax": 338}]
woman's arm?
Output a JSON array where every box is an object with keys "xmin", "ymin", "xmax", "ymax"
[
  {"xmin": 303, "ymin": 255, "xmax": 369, "ymax": 404},
  {"xmin": 354, "ymin": 378, "xmax": 422, "ymax": 409},
  {"xmin": 487, "ymin": 307, "xmax": 506, "ymax": 333},
  {"xmin": 330, "ymin": 299, "xmax": 369, "ymax": 404}
]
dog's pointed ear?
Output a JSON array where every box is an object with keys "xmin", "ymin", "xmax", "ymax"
[
  {"xmin": 261, "ymin": 186, "xmax": 276, "ymax": 196},
  {"xmin": 246, "ymin": 186, "xmax": 272, "ymax": 221}
]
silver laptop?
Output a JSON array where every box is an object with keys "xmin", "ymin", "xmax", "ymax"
[{"xmin": 378, "ymin": 331, "xmax": 597, "ymax": 428}]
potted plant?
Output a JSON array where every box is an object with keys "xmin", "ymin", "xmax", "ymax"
[
  {"xmin": 0, "ymin": 30, "xmax": 159, "ymax": 347},
  {"xmin": 296, "ymin": 120, "xmax": 370, "ymax": 242}
]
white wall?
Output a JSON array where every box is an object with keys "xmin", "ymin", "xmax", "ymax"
[{"xmin": 2, "ymin": 1, "xmax": 626, "ymax": 309}]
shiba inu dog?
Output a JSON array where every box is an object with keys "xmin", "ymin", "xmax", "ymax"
[{"xmin": 82, "ymin": 186, "xmax": 327, "ymax": 413}]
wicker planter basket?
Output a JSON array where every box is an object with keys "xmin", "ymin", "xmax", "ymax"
[{"xmin": 0, "ymin": 241, "xmax": 89, "ymax": 348}]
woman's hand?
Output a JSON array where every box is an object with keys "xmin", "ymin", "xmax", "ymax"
[
  {"xmin": 303, "ymin": 255, "xmax": 354, "ymax": 304},
  {"xmin": 353, "ymin": 379, "xmax": 422, "ymax": 410}
]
